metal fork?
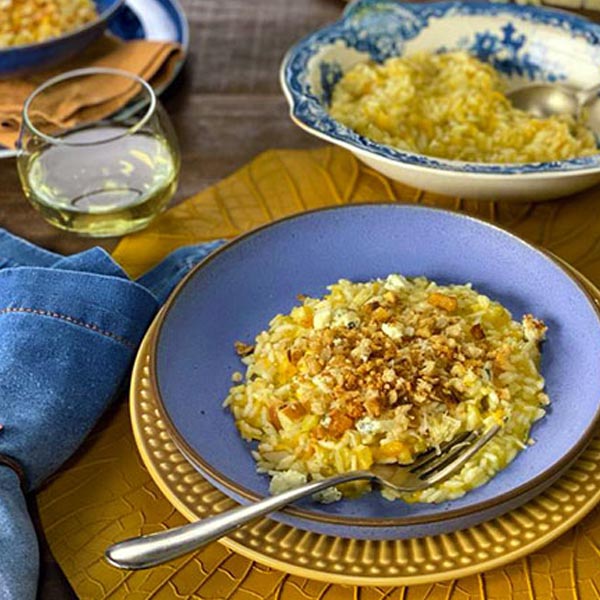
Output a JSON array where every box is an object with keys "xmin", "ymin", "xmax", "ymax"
[{"xmin": 105, "ymin": 424, "xmax": 501, "ymax": 570}]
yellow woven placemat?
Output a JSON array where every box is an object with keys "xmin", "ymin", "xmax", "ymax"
[{"xmin": 37, "ymin": 147, "xmax": 600, "ymax": 599}]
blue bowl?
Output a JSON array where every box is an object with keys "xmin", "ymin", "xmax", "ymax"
[
  {"xmin": 153, "ymin": 204, "xmax": 600, "ymax": 539},
  {"xmin": 0, "ymin": 0, "xmax": 124, "ymax": 77}
]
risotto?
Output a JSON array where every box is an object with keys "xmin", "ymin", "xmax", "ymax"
[
  {"xmin": 329, "ymin": 51, "xmax": 597, "ymax": 164},
  {"xmin": 224, "ymin": 275, "xmax": 549, "ymax": 503}
]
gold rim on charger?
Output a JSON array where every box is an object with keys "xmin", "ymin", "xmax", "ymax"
[{"xmin": 130, "ymin": 257, "xmax": 600, "ymax": 586}]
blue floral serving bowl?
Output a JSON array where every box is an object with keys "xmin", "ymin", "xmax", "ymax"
[
  {"xmin": 281, "ymin": 0, "xmax": 600, "ymax": 202},
  {"xmin": 0, "ymin": 0, "xmax": 124, "ymax": 77}
]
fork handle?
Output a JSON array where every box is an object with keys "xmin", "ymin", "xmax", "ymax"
[{"xmin": 105, "ymin": 470, "xmax": 373, "ymax": 570}]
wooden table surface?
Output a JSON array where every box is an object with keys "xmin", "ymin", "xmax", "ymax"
[{"xmin": 0, "ymin": 0, "xmax": 341, "ymax": 597}]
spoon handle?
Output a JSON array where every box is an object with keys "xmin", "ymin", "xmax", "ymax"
[
  {"xmin": 577, "ymin": 82, "xmax": 600, "ymax": 107},
  {"xmin": 104, "ymin": 470, "xmax": 372, "ymax": 570},
  {"xmin": 0, "ymin": 149, "xmax": 18, "ymax": 159}
]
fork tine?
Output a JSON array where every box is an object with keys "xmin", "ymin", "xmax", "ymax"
[
  {"xmin": 410, "ymin": 431, "xmax": 479, "ymax": 476},
  {"xmin": 408, "ymin": 430, "xmax": 474, "ymax": 471},
  {"xmin": 421, "ymin": 424, "xmax": 502, "ymax": 486}
]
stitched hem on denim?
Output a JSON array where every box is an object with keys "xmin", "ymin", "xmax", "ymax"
[
  {"xmin": 0, "ymin": 307, "xmax": 138, "ymax": 350},
  {"xmin": 0, "ymin": 269, "xmax": 158, "ymax": 342}
]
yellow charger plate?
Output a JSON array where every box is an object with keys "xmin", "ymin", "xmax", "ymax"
[{"xmin": 130, "ymin": 263, "xmax": 600, "ymax": 587}]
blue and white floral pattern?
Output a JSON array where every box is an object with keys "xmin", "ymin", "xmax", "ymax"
[
  {"xmin": 318, "ymin": 61, "xmax": 344, "ymax": 105},
  {"xmin": 281, "ymin": 0, "xmax": 600, "ymax": 175},
  {"xmin": 462, "ymin": 22, "xmax": 561, "ymax": 80}
]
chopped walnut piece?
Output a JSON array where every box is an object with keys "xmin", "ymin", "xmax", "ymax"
[
  {"xmin": 343, "ymin": 372, "xmax": 359, "ymax": 390},
  {"xmin": 287, "ymin": 346, "xmax": 304, "ymax": 363},
  {"xmin": 234, "ymin": 341, "xmax": 254, "ymax": 356},
  {"xmin": 470, "ymin": 323, "xmax": 486, "ymax": 340},
  {"xmin": 305, "ymin": 355, "xmax": 322, "ymax": 376},
  {"xmin": 415, "ymin": 326, "xmax": 432, "ymax": 338},
  {"xmin": 414, "ymin": 379, "xmax": 433, "ymax": 402},
  {"xmin": 428, "ymin": 292, "xmax": 458, "ymax": 312},
  {"xmin": 365, "ymin": 393, "xmax": 383, "ymax": 417},
  {"xmin": 345, "ymin": 397, "xmax": 365, "ymax": 419},
  {"xmin": 522, "ymin": 314, "xmax": 547, "ymax": 343}
]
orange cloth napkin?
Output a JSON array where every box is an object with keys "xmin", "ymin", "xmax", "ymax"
[
  {"xmin": 0, "ymin": 34, "xmax": 183, "ymax": 148},
  {"xmin": 36, "ymin": 147, "xmax": 600, "ymax": 599}
]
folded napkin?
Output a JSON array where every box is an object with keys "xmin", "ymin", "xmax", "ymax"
[
  {"xmin": 0, "ymin": 34, "xmax": 183, "ymax": 148},
  {"xmin": 0, "ymin": 229, "xmax": 223, "ymax": 599}
]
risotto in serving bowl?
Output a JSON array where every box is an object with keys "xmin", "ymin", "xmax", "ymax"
[
  {"xmin": 329, "ymin": 51, "xmax": 596, "ymax": 164},
  {"xmin": 281, "ymin": 0, "xmax": 600, "ymax": 201},
  {"xmin": 152, "ymin": 205, "xmax": 600, "ymax": 540}
]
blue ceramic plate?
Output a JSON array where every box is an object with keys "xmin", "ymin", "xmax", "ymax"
[{"xmin": 152, "ymin": 205, "xmax": 600, "ymax": 539}]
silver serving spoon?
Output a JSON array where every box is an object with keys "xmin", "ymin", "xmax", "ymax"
[
  {"xmin": 105, "ymin": 424, "xmax": 500, "ymax": 570},
  {"xmin": 0, "ymin": 149, "xmax": 18, "ymax": 159},
  {"xmin": 507, "ymin": 82, "xmax": 600, "ymax": 133}
]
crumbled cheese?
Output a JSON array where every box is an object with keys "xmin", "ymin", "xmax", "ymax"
[
  {"xmin": 381, "ymin": 322, "xmax": 403, "ymax": 341},
  {"xmin": 313, "ymin": 308, "xmax": 332, "ymax": 330},
  {"xmin": 269, "ymin": 470, "xmax": 307, "ymax": 495},
  {"xmin": 356, "ymin": 416, "xmax": 381, "ymax": 434},
  {"xmin": 522, "ymin": 314, "xmax": 547, "ymax": 343},
  {"xmin": 332, "ymin": 309, "xmax": 360, "ymax": 329},
  {"xmin": 312, "ymin": 486, "xmax": 343, "ymax": 504},
  {"xmin": 445, "ymin": 323, "xmax": 462, "ymax": 338},
  {"xmin": 350, "ymin": 338, "xmax": 372, "ymax": 362},
  {"xmin": 384, "ymin": 274, "xmax": 408, "ymax": 291}
]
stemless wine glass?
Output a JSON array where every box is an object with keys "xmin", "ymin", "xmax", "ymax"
[{"xmin": 17, "ymin": 67, "xmax": 181, "ymax": 237}]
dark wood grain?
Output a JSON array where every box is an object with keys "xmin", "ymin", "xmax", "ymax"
[{"xmin": 0, "ymin": 0, "xmax": 341, "ymax": 597}]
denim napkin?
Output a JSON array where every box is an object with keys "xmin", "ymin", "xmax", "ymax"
[{"xmin": 0, "ymin": 229, "xmax": 224, "ymax": 599}]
